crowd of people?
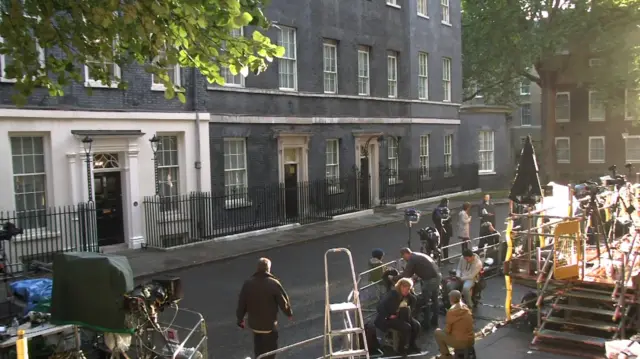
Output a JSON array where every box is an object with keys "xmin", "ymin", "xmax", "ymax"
[{"xmin": 234, "ymin": 194, "xmax": 500, "ymax": 359}]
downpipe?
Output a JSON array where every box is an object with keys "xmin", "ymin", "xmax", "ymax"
[{"xmin": 192, "ymin": 68, "xmax": 202, "ymax": 191}]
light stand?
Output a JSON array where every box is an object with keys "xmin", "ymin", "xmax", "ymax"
[
  {"xmin": 149, "ymin": 134, "xmax": 160, "ymax": 196},
  {"xmin": 404, "ymin": 208, "xmax": 421, "ymax": 249},
  {"xmin": 81, "ymin": 136, "xmax": 94, "ymax": 202}
]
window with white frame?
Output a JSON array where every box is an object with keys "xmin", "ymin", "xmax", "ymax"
[
  {"xmin": 520, "ymin": 104, "xmax": 532, "ymax": 126},
  {"xmin": 326, "ymin": 139, "xmax": 340, "ymax": 188},
  {"xmin": 418, "ymin": 52, "xmax": 429, "ymax": 99},
  {"xmin": 589, "ymin": 91, "xmax": 605, "ymax": 121},
  {"xmin": 520, "ymin": 79, "xmax": 530, "ymax": 95},
  {"xmin": 441, "ymin": 0, "xmax": 450, "ymax": 23},
  {"xmin": 420, "ymin": 135, "xmax": 430, "ymax": 179},
  {"xmin": 224, "ymin": 138, "xmax": 248, "ymax": 204},
  {"xmin": 323, "ymin": 40, "xmax": 338, "ymax": 93},
  {"xmin": 386, "ymin": 0, "xmax": 398, "ymax": 5},
  {"xmin": 387, "ymin": 52, "xmax": 398, "ymax": 98},
  {"xmin": 0, "ymin": 37, "xmax": 45, "ymax": 83},
  {"xmin": 556, "ymin": 92, "xmax": 570, "ymax": 122},
  {"xmin": 278, "ymin": 26, "xmax": 297, "ymax": 90},
  {"xmin": 84, "ymin": 39, "xmax": 121, "ymax": 88},
  {"xmin": 388, "ymin": 137, "xmax": 399, "ymax": 184},
  {"xmin": 358, "ymin": 46, "xmax": 370, "ymax": 96},
  {"xmin": 626, "ymin": 136, "xmax": 640, "ymax": 163},
  {"xmin": 555, "ymin": 137, "xmax": 570, "ymax": 163},
  {"xmin": 478, "ymin": 131, "xmax": 495, "ymax": 173},
  {"xmin": 626, "ymin": 89, "xmax": 636, "ymax": 120},
  {"xmin": 444, "ymin": 134, "xmax": 453, "ymax": 174},
  {"xmin": 588, "ymin": 136, "xmax": 605, "ymax": 163},
  {"xmin": 221, "ymin": 27, "xmax": 245, "ymax": 87},
  {"xmin": 151, "ymin": 49, "xmax": 181, "ymax": 91},
  {"xmin": 157, "ymin": 136, "xmax": 180, "ymax": 211},
  {"xmin": 10, "ymin": 136, "xmax": 47, "ymax": 230},
  {"xmin": 418, "ymin": 0, "xmax": 428, "ymax": 16},
  {"xmin": 442, "ymin": 57, "xmax": 451, "ymax": 102}
]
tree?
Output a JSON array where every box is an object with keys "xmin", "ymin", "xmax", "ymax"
[
  {"xmin": 462, "ymin": 0, "xmax": 640, "ymax": 180},
  {"xmin": 0, "ymin": 0, "xmax": 284, "ymax": 105}
]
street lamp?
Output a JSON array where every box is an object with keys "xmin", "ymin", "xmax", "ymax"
[
  {"xmin": 149, "ymin": 134, "xmax": 160, "ymax": 196},
  {"xmin": 81, "ymin": 136, "xmax": 94, "ymax": 202}
]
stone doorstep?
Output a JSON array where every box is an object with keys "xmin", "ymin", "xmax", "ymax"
[{"xmin": 124, "ymin": 191, "xmax": 510, "ymax": 279}]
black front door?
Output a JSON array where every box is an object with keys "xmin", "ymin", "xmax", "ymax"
[
  {"xmin": 94, "ymin": 172, "xmax": 124, "ymax": 246},
  {"xmin": 284, "ymin": 164, "xmax": 298, "ymax": 219},
  {"xmin": 359, "ymin": 156, "xmax": 370, "ymax": 208}
]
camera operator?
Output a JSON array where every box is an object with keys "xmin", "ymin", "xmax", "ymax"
[
  {"xmin": 478, "ymin": 194, "xmax": 496, "ymax": 233},
  {"xmin": 432, "ymin": 198, "xmax": 452, "ymax": 262},
  {"xmin": 236, "ymin": 258, "xmax": 293, "ymax": 359}
]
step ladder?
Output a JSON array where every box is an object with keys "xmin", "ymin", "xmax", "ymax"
[{"xmin": 323, "ymin": 248, "xmax": 370, "ymax": 359}]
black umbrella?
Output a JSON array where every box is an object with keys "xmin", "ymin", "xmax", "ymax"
[{"xmin": 509, "ymin": 135, "xmax": 543, "ymax": 205}]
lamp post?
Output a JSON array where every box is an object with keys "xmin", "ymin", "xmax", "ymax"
[
  {"xmin": 81, "ymin": 136, "xmax": 94, "ymax": 202},
  {"xmin": 149, "ymin": 134, "xmax": 160, "ymax": 196}
]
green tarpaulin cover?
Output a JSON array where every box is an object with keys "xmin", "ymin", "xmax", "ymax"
[{"xmin": 50, "ymin": 252, "xmax": 134, "ymax": 333}]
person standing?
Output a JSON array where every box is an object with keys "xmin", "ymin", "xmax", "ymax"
[
  {"xmin": 457, "ymin": 202, "xmax": 472, "ymax": 253},
  {"xmin": 236, "ymin": 258, "xmax": 293, "ymax": 359},
  {"xmin": 432, "ymin": 198, "xmax": 452, "ymax": 261},
  {"xmin": 478, "ymin": 194, "xmax": 496, "ymax": 237}
]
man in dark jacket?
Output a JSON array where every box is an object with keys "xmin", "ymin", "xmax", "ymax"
[
  {"xmin": 236, "ymin": 258, "xmax": 293, "ymax": 359},
  {"xmin": 478, "ymin": 193, "xmax": 496, "ymax": 230},
  {"xmin": 432, "ymin": 198, "xmax": 453, "ymax": 262},
  {"xmin": 395, "ymin": 248, "xmax": 442, "ymax": 329}
]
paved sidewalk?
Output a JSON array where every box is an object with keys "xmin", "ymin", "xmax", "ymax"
[{"xmin": 118, "ymin": 193, "xmax": 509, "ymax": 279}]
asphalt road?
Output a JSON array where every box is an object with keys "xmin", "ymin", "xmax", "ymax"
[{"xmin": 164, "ymin": 205, "xmax": 528, "ymax": 359}]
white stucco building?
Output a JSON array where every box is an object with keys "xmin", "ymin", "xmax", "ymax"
[{"xmin": 0, "ymin": 109, "xmax": 211, "ymax": 268}]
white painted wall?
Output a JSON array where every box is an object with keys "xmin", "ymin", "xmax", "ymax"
[{"xmin": 0, "ymin": 110, "xmax": 211, "ymax": 252}]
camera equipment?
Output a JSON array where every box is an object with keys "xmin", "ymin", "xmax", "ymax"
[
  {"xmin": 124, "ymin": 276, "xmax": 183, "ymax": 317},
  {"xmin": 0, "ymin": 222, "xmax": 23, "ymax": 241}
]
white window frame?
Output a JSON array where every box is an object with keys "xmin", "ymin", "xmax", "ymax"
[
  {"xmin": 386, "ymin": 0, "xmax": 400, "ymax": 7},
  {"xmin": 625, "ymin": 89, "xmax": 634, "ymax": 121},
  {"xmin": 10, "ymin": 136, "xmax": 48, "ymax": 230},
  {"xmin": 588, "ymin": 90, "xmax": 605, "ymax": 121},
  {"xmin": 156, "ymin": 135, "xmax": 181, "ymax": 211},
  {"xmin": 588, "ymin": 136, "xmax": 605, "ymax": 164},
  {"xmin": 625, "ymin": 136, "xmax": 640, "ymax": 163},
  {"xmin": 442, "ymin": 57, "xmax": 451, "ymax": 102},
  {"xmin": 555, "ymin": 137, "xmax": 570, "ymax": 164},
  {"xmin": 388, "ymin": 137, "xmax": 399, "ymax": 184},
  {"xmin": 223, "ymin": 138, "xmax": 249, "ymax": 208},
  {"xmin": 418, "ymin": 0, "xmax": 429, "ymax": 17},
  {"xmin": 387, "ymin": 52, "xmax": 398, "ymax": 98},
  {"xmin": 444, "ymin": 134, "xmax": 453, "ymax": 175},
  {"xmin": 358, "ymin": 46, "xmax": 370, "ymax": 96},
  {"xmin": 555, "ymin": 92, "xmax": 571, "ymax": 123},
  {"xmin": 418, "ymin": 52, "xmax": 429, "ymax": 100},
  {"xmin": 441, "ymin": 0, "xmax": 451, "ymax": 24},
  {"xmin": 84, "ymin": 39, "xmax": 121, "ymax": 88},
  {"xmin": 520, "ymin": 103, "xmax": 532, "ymax": 126},
  {"xmin": 478, "ymin": 131, "xmax": 495, "ymax": 174},
  {"xmin": 151, "ymin": 48, "xmax": 181, "ymax": 91},
  {"xmin": 220, "ymin": 27, "xmax": 245, "ymax": 88},
  {"xmin": 0, "ymin": 37, "xmax": 45, "ymax": 83},
  {"xmin": 520, "ymin": 80, "xmax": 530, "ymax": 95},
  {"xmin": 326, "ymin": 139, "xmax": 340, "ymax": 192},
  {"xmin": 323, "ymin": 40, "xmax": 338, "ymax": 94},
  {"xmin": 420, "ymin": 135, "xmax": 430, "ymax": 179},
  {"xmin": 277, "ymin": 26, "xmax": 297, "ymax": 91}
]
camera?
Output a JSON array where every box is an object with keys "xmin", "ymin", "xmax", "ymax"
[
  {"xmin": 0, "ymin": 222, "xmax": 23, "ymax": 241},
  {"xmin": 124, "ymin": 276, "xmax": 183, "ymax": 314}
]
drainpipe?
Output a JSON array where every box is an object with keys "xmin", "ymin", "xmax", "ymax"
[{"xmin": 192, "ymin": 68, "xmax": 202, "ymax": 191}]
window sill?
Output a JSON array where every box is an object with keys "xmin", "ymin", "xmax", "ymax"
[
  {"xmin": 151, "ymin": 84, "xmax": 167, "ymax": 92},
  {"xmin": 156, "ymin": 211, "xmax": 188, "ymax": 223},
  {"xmin": 444, "ymin": 172, "xmax": 454, "ymax": 178},
  {"xmin": 420, "ymin": 175, "xmax": 431, "ymax": 182},
  {"xmin": 418, "ymin": 14, "xmax": 429, "ymax": 19},
  {"xmin": 14, "ymin": 229, "xmax": 61, "ymax": 242},
  {"xmin": 520, "ymin": 92, "xmax": 530, "ymax": 96},
  {"xmin": 328, "ymin": 188, "xmax": 345, "ymax": 195},
  {"xmin": 588, "ymin": 118, "xmax": 605, "ymax": 122},
  {"xmin": 589, "ymin": 160, "xmax": 605, "ymax": 164},
  {"xmin": 358, "ymin": 93, "xmax": 370, "ymax": 96},
  {"xmin": 443, "ymin": 99, "xmax": 451, "ymax": 103},
  {"xmin": 555, "ymin": 119, "xmax": 570, "ymax": 123},
  {"xmin": 388, "ymin": 95, "xmax": 397, "ymax": 99},
  {"xmin": 84, "ymin": 81, "xmax": 120, "ymax": 89},
  {"xmin": 625, "ymin": 117, "xmax": 634, "ymax": 121},
  {"xmin": 386, "ymin": 3, "xmax": 401, "ymax": 9},
  {"xmin": 0, "ymin": 78, "xmax": 17, "ymax": 83},
  {"xmin": 557, "ymin": 161, "xmax": 570, "ymax": 164},
  {"xmin": 225, "ymin": 199, "xmax": 253, "ymax": 210},
  {"xmin": 479, "ymin": 171, "xmax": 496, "ymax": 176},
  {"xmin": 208, "ymin": 84, "xmax": 245, "ymax": 90},
  {"xmin": 388, "ymin": 179, "xmax": 403, "ymax": 186},
  {"xmin": 418, "ymin": 97, "xmax": 429, "ymax": 101},
  {"xmin": 521, "ymin": 124, "xmax": 532, "ymax": 127},
  {"xmin": 441, "ymin": 21, "xmax": 452, "ymax": 27},
  {"xmin": 278, "ymin": 87, "xmax": 298, "ymax": 92},
  {"xmin": 324, "ymin": 90, "xmax": 337, "ymax": 95}
]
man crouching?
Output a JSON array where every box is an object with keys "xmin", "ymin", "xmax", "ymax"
[{"xmin": 434, "ymin": 290, "xmax": 474, "ymax": 358}]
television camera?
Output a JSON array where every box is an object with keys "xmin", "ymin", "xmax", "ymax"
[
  {"xmin": 124, "ymin": 277, "xmax": 183, "ymax": 322},
  {"xmin": 0, "ymin": 222, "xmax": 23, "ymax": 241}
]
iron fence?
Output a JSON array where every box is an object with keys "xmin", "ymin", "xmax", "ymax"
[
  {"xmin": 380, "ymin": 163, "xmax": 479, "ymax": 205},
  {"xmin": 0, "ymin": 203, "xmax": 98, "ymax": 274}
]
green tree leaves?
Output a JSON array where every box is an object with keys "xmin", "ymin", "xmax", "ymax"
[{"xmin": 0, "ymin": 0, "xmax": 283, "ymax": 106}]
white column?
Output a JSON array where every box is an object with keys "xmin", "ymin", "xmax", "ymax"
[
  {"xmin": 126, "ymin": 147, "xmax": 144, "ymax": 249},
  {"xmin": 66, "ymin": 153, "xmax": 79, "ymax": 204}
]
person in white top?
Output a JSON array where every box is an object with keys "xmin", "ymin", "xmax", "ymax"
[
  {"xmin": 455, "ymin": 250, "xmax": 483, "ymax": 308},
  {"xmin": 457, "ymin": 202, "xmax": 472, "ymax": 254}
]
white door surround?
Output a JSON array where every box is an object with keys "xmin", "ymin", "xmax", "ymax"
[
  {"xmin": 355, "ymin": 134, "xmax": 381, "ymax": 206},
  {"xmin": 277, "ymin": 134, "xmax": 310, "ymax": 183},
  {"xmin": 71, "ymin": 133, "xmax": 145, "ymax": 249}
]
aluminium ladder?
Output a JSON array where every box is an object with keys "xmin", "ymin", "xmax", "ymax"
[{"xmin": 323, "ymin": 248, "xmax": 370, "ymax": 359}]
